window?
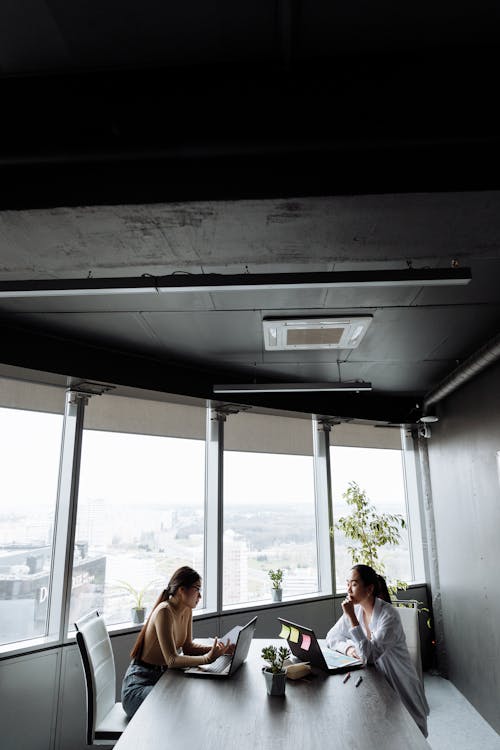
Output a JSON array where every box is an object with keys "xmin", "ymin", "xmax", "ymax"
[
  {"xmin": 0, "ymin": 404, "xmax": 63, "ymax": 646},
  {"xmin": 69, "ymin": 395, "xmax": 206, "ymax": 628},
  {"xmin": 223, "ymin": 412, "xmax": 318, "ymax": 606},
  {"xmin": 0, "ymin": 370, "xmax": 428, "ymax": 657},
  {"xmin": 330, "ymin": 445, "xmax": 412, "ymax": 592}
]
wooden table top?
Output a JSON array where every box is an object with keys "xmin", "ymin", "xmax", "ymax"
[{"xmin": 115, "ymin": 639, "xmax": 430, "ymax": 750}]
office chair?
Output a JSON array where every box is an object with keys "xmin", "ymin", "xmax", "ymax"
[
  {"xmin": 75, "ymin": 610, "xmax": 129, "ymax": 746},
  {"xmin": 393, "ymin": 600, "xmax": 423, "ymax": 683}
]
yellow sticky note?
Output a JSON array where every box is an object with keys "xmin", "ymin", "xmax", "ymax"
[
  {"xmin": 279, "ymin": 624, "xmax": 291, "ymax": 639},
  {"xmin": 289, "ymin": 627, "xmax": 300, "ymax": 643}
]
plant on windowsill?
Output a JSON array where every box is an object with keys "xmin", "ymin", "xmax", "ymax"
[
  {"xmin": 268, "ymin": 568, "xmax": 284, "ymax": 602},
  {"xmin": 115, "ymin": 579, "xmax": 160, "ymax": 624},
  {"xmin": 261, "ymin": 644, "xmax": 291, "ymax": 695}
]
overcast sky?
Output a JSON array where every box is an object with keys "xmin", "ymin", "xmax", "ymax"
[{"xmin": 1, "ymin": 407, "xmax": 405, "ymax": 515}]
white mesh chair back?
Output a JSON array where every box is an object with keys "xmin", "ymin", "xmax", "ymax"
[{"xmin": 75, "ymin": 610, "xmax": 128, "ymax": 745}]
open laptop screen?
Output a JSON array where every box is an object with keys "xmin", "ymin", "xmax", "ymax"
[{"xmin": 277, "ymin": 617, "xmax": 362, "ymax": 673}]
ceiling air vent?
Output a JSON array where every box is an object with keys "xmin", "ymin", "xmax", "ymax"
[{"xmin": 262, "ymin": 316, "xmax": 372, "ymax": 351}]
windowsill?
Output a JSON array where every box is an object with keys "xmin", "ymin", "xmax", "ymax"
[
  {"xmin": 217, "ymin": 590, "xmax": 332, "ymax": 615},
  {"xmin": 0, "ymin": 634, "xmax": 60, "ymax": 661}
]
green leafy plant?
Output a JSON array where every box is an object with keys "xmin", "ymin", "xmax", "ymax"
[
  {"xmin": 268, "ymin": 568, "xmax": 284, "ymax": 590},
  {"xmin": 115, "ymin": 579, "xmax": 160, "ymax": 609},
  {"xmin": 261, "ymin": 645, "xmax": 290, "ymax": 673},
  {"xmin": 331, "ymin": 481, "xmax": 407, "ymax": 598}
]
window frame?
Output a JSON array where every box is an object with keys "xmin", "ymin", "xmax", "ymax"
[
  {"xmin": 329, "ymin": 436, "xmax": 419, "ymax": 594},
  {"xmin": 0, "ymin": 383, "xmax": 425, "ymax": 658}
]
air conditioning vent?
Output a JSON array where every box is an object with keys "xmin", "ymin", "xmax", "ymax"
[{"xmin": 262, "ymin": 316, "xmax": 372, "ymax": 351}]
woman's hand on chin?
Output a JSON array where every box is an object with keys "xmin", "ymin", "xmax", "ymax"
[{"xmin": 342, "ymin": 594, "xmax": 356, "ymax": 619}]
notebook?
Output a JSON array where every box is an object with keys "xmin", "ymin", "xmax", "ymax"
[
  {"xmin": 277, "ymin": 617, "xmax": 363, "ymax": 675},
  {"xmin": 184, "ymin": 616, "xmax": 257, "ymax": 678}
]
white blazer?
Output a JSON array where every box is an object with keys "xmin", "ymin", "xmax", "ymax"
[{"xmin": 326, "ymin": 597, "xmax": 430, "ymax": 737}]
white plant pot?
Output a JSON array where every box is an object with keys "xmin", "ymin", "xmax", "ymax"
[{"xmin": 263, "ymin": 668, "xmax": 287, "ymax": 696}]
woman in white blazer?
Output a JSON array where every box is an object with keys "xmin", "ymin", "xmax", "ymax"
[{"xmin": 326, "ymin": 564, "xmax": 430, "ymax": 737}]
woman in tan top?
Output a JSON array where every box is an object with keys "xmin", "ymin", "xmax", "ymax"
[{"xmin": 121, "ymin": 566, "xmax": 226, "ymax": 718}]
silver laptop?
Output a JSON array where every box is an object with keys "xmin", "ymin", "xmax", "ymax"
[
  {"xmin": 277, "ymin": 617, "xmax": 363, "ymax": 674},
  {"xmin": 184, "ymin": 616, "xmax": 257, "ymax": 678}
]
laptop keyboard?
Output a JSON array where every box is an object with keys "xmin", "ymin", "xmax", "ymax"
[{"xmin": 201, "ymin": 654, "xmax": 232, "ymax": 673}]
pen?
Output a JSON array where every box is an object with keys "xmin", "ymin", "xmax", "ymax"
[
  {"xmin": 342, "ymin": 672, "xmax": 351, "ymax": 684},
  {"xmin": 355, "ymin": 676, "xmax": 363, "ymax": 687}
]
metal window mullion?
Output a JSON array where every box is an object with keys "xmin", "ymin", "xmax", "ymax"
[
  {"xmin": 48, "ymin": 390, "xmax": 87, "ymax": 642},
  {"xmin": 400, "ymin": 427, "xmax": 427, "ymax": 584},
  {"xmin": 216, "ymin": 414, "xmax": 224, "ymax": 614},
  {"xmin": 204, "ymin": 402, "xmax": 224, "ymax": 614},
  {"xmin": 312, "ymin": 418, "xmax": 335, "ymax": 596}
]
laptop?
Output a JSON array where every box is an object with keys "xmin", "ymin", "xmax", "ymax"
[
  {"xmin": 184, "ymin": 616, "xmax": 257, "ymax": 678},
  {"xmin": 277, "ymin": 617, "xmax": 363, "ymax": 674}
]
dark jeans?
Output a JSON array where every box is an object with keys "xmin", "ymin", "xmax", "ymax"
[{"xmin": 121, "ymin": 659, "xmax": 167, "ymax": 719}]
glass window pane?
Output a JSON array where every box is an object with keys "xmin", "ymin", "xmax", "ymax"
[
  {"xmin": 0, "ymin": 407, "xmax": 63, "ymax": 646},
  {"xmin": 69, "ymin": 396, "xmax": 206, "ymax": 628},
  {"xmin": 223, "ymin": 413, "xmax": 318, "ymax": 607},
  {"xmin": 331, "ymin": 446, "xmax": 411, "ymax": 592}
]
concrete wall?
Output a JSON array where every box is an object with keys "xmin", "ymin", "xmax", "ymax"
[
  {"xmin": 0, "ymin": 586, "xmax": 429, "ymax": 750},
  {"xmin": 427, "ymin": 357, "xmax": 500, "ymax": 733}
]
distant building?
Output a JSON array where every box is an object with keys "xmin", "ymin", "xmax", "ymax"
[
  {"xmin": 223, "ymin": 530, "xmax": 248, "ymax": 604},
  {"xmin": 0, "ymin": 543, "xmax": 106, "ymax": 644}
]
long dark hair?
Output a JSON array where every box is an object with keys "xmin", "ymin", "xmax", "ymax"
[
  {"xmin": 351, "ymin": 564, "xmax": 391, "ymax": 603},
  {"xmin": 130, "ymin": 566, "xmax": 201, "ymax": 659}
]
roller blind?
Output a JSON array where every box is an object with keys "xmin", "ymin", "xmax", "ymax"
[
  {"xmin": 224, "ymin": 411, "xmax": 314, "ymax": 456},
  {"xmin": 330, "ymin": 423, "xmax": 401, "ymax": 450},
  {"xmin": 0, "ymin": 377, "xmax": 65, "ymax": 414},
  {"xmin": 83, "ymin": 392, "xmax": 206, "ymax": 440}
]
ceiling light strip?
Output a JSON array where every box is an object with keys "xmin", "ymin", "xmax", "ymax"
[
  {"xmin": 0, "ymin": 268, "xmax": 471, "ymax": 298},
  {"xmin": 213, "ymin": 382, "xmax": 373, "ymax": 393}
]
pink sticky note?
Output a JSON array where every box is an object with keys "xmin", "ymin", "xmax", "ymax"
[{"xmin": 301, "ymin": 634, "xmax": 311, "ymax": 651}]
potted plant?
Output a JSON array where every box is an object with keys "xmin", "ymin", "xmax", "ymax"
[
  {"xmin": 261, "ymin": 644, "xmax": 290, "ymax": 695},
  {"xmin": 268, "ymin": 568, "xmax": 284, "ymax": 602},
  {"xmin": 331, "ymin": 481, "xmax": 407, "ymax": 598},
  {"xmin": 332, "ymin": 482, "xmax": 432, "ymax": 631},
  {"xmin": 115, "ymin": 579, "xmax": 160, "ymax": 624}
]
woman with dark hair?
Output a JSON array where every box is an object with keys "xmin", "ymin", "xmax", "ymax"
[
  {"xmin": 326, "ymin": 564, "xmax": 429, "ymax": 737},
  {"xmin": 121, "ymin": 566, "xmax": 226, "ymax": 719}
]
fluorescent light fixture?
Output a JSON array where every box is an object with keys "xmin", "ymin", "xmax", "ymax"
[
  {"xmin": 0, "ymin": 268, "xmax": 471, "ymax": 298},
  {"xmin": 213, "ymin": 381, "xmax": 373, "ymax": 394},
  {"xmin": 263, "ymin": 316, "xmax": 372, "ymax": 350},
  {"xmin": 0, "ymin": 279, "xmax": 158, "ymax": 298}
]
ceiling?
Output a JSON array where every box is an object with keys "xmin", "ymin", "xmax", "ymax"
[{"xmin": 1, "ymin": 2, "xmax": 500, "ymax": 424}]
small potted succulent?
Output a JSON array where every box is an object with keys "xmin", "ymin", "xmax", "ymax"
[
  {"xmin": 261, "ymin": 644, "xmax": 291, "ymax": 695},
  {"xmin": 115, "ymin": 579, "xmax": 159, "ymax": 624},
  {"xmin": 268, "ymin": 568, "xmax": 284, "ymax": 602}
]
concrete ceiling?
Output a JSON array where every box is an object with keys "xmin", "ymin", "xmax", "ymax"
[{"xmin": 1, "ymin": 2, "xmax": 500, "ymax": 423}]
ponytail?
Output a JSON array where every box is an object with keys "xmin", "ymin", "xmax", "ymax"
[{"xmin": 375, "ymin": 573, "xmax": 391, "ymax": 603}]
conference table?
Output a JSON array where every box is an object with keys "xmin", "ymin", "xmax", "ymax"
[{"xmin": 114, "ymin": 640, "xmax": 430, "ymax": 750}]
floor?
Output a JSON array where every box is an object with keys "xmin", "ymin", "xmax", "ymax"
[{"xmin": 425, "ymin": 674, "xmax": 500, "ymax": 750}]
